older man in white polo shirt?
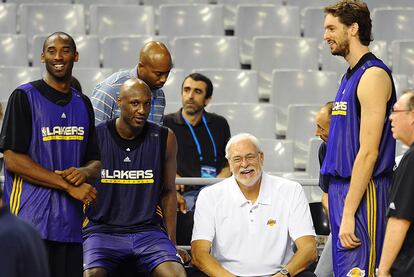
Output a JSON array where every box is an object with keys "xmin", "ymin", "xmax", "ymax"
[{"xmin": 191, "ymin": 133, "xmax": 317, "ymax": 277}]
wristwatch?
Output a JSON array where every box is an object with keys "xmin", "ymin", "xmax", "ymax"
[{"xmin": 280, "ymin": 267, "xmax": 291, "ymax": 277}]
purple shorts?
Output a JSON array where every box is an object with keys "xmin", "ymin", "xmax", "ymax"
[
  {"xmin": 329, "ymin": 175, "xmax": 391, "ymax": 277},
  {"xmin": 83, "ymin": 229, "xmax": 182, "ymax": 274}
]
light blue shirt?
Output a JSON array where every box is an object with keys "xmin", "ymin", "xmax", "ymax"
[{"xmin": 91, "ymin": 66, "xmax": 166, "ymax": 125}]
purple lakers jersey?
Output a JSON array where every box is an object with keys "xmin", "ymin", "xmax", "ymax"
[
  {"xmin": 3, "ymin": 83, "xmax": 90, "ymax": 242},
  {"xmin": 321, "ymin": 56, "xmax": 396, "ymax": 178},
  {"xmin": 84, "ymin": 120, "xmax": 167, "ymax": 234}
]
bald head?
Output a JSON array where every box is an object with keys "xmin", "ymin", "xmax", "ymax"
[
  {"xmin": 117, "ymin": 78, "xmax": 152, "ymax": 132},
  {"xmin": 138, "ymin": 41, "xmax": 172, "ymax": 90},
  {"xmin": 119, "ymin": 78, "xmax": 151, "ymax": 100}
]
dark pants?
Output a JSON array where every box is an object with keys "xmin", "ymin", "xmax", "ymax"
[{"xmin": 44, "ymin": 240, "xmax": 83, "ymax": 277}]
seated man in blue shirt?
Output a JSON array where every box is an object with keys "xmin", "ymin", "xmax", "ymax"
[{"xmin": 164, "ymin": 73, "xmax": 231, "ymax": 211}]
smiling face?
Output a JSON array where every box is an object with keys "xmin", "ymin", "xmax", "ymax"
[
  {"xmin": 323, "ymin": 13, "xmax": 351, "ymax": 57},
  {"xmin": 228, "ymin": 139, "xmax": 264, "ymax": 188},
  {"xmin": 41, "ymin": 33, "xmax": 78, "ymax": 82}
]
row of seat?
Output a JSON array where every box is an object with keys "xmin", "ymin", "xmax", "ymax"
[
  {"xmin": 1, "ymin": 64, "xmax": 411, "ymax": 117},
  {"xmin": 2, "ymin": 3, "xmax": 414, "ymax": 43},
  {"xmin": 2, "ymin": 33, "xmax": 414, "ymax": 97}
]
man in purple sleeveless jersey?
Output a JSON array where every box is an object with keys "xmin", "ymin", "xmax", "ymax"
[
  {"xmin": 321, "ymin": 1, "xmax": 396, "ymax": 276},
  {"xmin": 0, "ymin": 32, "xmax": 101, "ymax": 277},
  {"xmin": 83, "ymin": 78, "xmax": 187, "ymax": 277}
]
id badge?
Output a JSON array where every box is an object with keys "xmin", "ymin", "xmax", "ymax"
[{"xmin": 201, "ymin": 165, "xmax": 217, "ymax": 178}]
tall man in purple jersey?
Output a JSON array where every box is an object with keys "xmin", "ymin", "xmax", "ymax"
[
  {"xmin": 83, "ymin": 78, "xmax": 187, "ymax": 277},
  {"xmin": 0, "ymin": 32, "xmax": 101, "ymax": 277},
  {"xmin": 322, "ymin": 1, "xmax": 396, "ymax": 276}
]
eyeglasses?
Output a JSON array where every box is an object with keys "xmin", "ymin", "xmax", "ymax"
[
  {"xmin": 230, "ymin": 152, "xmax": 259, "ymax": 164},
  {"xmin": 391, "ymin": 107, "xmax": 412, "ymax": 113}
]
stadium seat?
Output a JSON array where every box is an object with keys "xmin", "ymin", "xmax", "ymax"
[
  {"xmin": 286, "ymin": 104, "xmax": 320, "ymax": 169},
  {"xmin": 158, "ymin": 4, "xmax": 224, "ymax": 41},
  {"xmin": 216, "ymin": 0, "xmax": 281, "ymax": 31},
  {"xmin": 101, "ymin": 35, "xmax": 169, "ymax": 70},
  {"xmin": 163, "ymin": 68, "xmax": 186, "ymax": 103},
  {"xmin": 75, "ymin": 0, "xmax": 139, "ymax": 7},
  {"xmin": 370, "ymin": 40, "xmax": 388, "ymax": 65},
  {"xmin": 207, "ymin": 103, "xmax": 276, "ymax": 139},
  {"xmin": 164, "ymin": 101, "xmax": 182, "ymax": 115},
  {"xmin": 365, "ymin": 0, "xmax": 414, "ymax": 11},
  {"xmin": 309, "ymin": 202, "xmax": 330, "ymax": 235},
  {"xmin": 372, "ymin": 8, "xmax": 414, "ymax": 44},
  {"xmin": 306, "ymin": 137, "xmax": 323, "ymax": 179},
  {"xmin": 172, "ymin": 36, "xmax": 240, "ymax": 75},
  {"xmin": 302, "ymin": 7, "xmax": 325, "ymax": 39},
  {"xmin": 0, "ymin": 3, "xmax": 17, "ymax": 34},
  {"xmin": 319, "ymin": 41, "xmax": 348, "ymax": 76},
  {"xmin": 235, "ymin": 5, "xmax": 301, "ymax": 64},
  {"xmin": 271, "ymin": 70, "xmax": 338, "ymax": 136},
  {"xmin": 259, "ymin": 138, "xmax": 295, "ymax": 174},
  {"xmin": 18, "ymin": 4, "xmax": 85, "ymax": 42},
  {"xmin": 391, "ymin": 40, "xmax": 414, "ymax": 76},
  {"xmin": 71, "ymin": 67, "xmax": 113, "ymax": 97},
  {"xmin": 0, "ymin": 66, "xmax": 41, "ymax": 100},
  {"xmin": 0, "ymin": 34, "xmax": 28, "ymax": 66},
  {"xmin": 14, "ymin": 0, "xmax": 71, "ymax": 3},
  {"xmin": 285, "ymin": 0, "xmax": 336, "ymax": 10},
  {"xmin": 252, "ymin": 36, "xmax": 319, "ymax": 99},
  {"xmin": 192, "ymin": 68, "xmax": 259, "ymax": 103},
  {"xmin": 32, "ymin": 35, "xmax": 101, "ymax": 68},
  {"xmin": 89, "ymin": 4, "xmax": 154, "ymax": 37},
  {"xmin": 393, "ymin": 74, "xmax": 408, "ymax": 98}
]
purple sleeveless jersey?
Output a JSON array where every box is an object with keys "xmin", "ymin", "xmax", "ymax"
[
  {"xmin": 4, "ymin": 83, "xmax": 90, "ymax": 243},
  {"xmin": 84, "ymin": 121, "xmax": 166, "ymax": 235}
]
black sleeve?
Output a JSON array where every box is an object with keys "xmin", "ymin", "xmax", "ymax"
[
  {"xmin": 81, "ymin": 95, "xmax": 100, "ymax": 164},
  {"xmin": 388, "ymin": 152, "xmax": 414, "ymax": 222},
  {"xmin": 318, "ymin": 143, "xmax": 329, "ymax": 193},
  {"xmin": 0, "ymin": 90, "xmax": 32, "ymax": 154}
]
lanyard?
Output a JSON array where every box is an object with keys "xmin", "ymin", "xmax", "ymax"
[{"xmin": 183, "ymin": 114, "xmax": 217, "ymax": 162}]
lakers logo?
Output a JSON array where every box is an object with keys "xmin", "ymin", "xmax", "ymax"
[
  {"xmin": 266, "ymin": 218, "xmax": 276, "ymax": 227},
  {"xmin": 332, "ymin": 101, "xmax": 347, "ymax": 116},
  {"xmin": 346, "ymin": 267, "xmax": 365, "ymax": 277}
]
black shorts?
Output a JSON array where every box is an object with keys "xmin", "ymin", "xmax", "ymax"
[{"xmin": 44, "ymin": 240, "xmax": 83, "ymax": 277}]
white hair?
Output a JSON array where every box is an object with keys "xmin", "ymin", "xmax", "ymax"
[{"xmin": 225, "ymin": 133, "xmax": 262, "ymax": 159}]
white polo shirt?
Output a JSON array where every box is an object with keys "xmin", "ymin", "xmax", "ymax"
[{"xmin": 192, "ymin": 173, "xmax": 316, "ymax": 277}]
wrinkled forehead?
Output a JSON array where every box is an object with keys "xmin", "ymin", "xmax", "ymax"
[{"xmin": 229, "ymin": 139, "xmax": 258, "ymax": 156}]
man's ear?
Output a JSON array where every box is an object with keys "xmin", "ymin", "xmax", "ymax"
[
  {"xmin": 350, "ymin": 22, "xmax": 359, "ymax": 37},
  {"xmin": 204, "ymin": 96, "xmax": 212, "ymax": 107},
  {"xmin": 40, "ymin": 52, "xmax": 45, "ymax": 64},
  {"xmin": 74, "ymin": 51, "xmax": 79, "ymax": 62}
]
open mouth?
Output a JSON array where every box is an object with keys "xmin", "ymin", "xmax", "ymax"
[
  {"xmin": 240, "ymin": 169, "xmax": 254, "ymax": 175},
  {"xmin": 53, "ymin": 64, "xmax": 65, "ymax": 70}
]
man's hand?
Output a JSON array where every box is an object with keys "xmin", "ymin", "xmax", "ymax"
[
  {"xmin": 339, "ymin": 214, "xmax": 361, "ymax": 249},
  {"xmin": 176, "ymin": 184, "xmax": 185, "ymax": 193},
  {"xmin": 177, "ymin": 191, "xmax": 187, "ymax": 214},
  {"xmin": 67, "ymin": 182, "xmax": 97, "ymax": 205},
  {"xmin": 177, "ymin": 247, "xmax": 191, "ymax": 265},
  {"xmin": 55, "ymin": 167, "xmax": 88, "ymax": 186}
]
